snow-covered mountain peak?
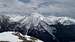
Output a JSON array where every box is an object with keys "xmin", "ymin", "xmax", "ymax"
[
  {"xmin": 9, "ymin": 15, "xmax": 26, "ymax": 22},
  {"xmin": 57, "ymin": 17, "xmax": 75, "ymax": 25},
  {"xmin": 0, "ymin": 14, "xmax": 75, "ymax": 26},
  {"xmin": 46, "ymin": 16, "xmax": 75, "ymax": 25},
  {"xmin": 0, "ymin": 14, "xmax": 75, "ymax": 42}
]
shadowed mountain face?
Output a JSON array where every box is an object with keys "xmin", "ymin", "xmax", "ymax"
[
  {"xmin": 0, "ymin": 14, "xmax": 75, "ymax": 42},
  {"xmin": 50, "ymin": 23, "xmax": 75, "ymax": 42}
]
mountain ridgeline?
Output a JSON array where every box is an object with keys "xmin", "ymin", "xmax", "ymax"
[{"xmin": 0, "ymin": 13, "xmax": 75, "ymax": 42}]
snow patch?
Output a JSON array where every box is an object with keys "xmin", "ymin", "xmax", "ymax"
[{"xmin": 0, "ymin": 32, "xmax": 23, "ymax": 42}]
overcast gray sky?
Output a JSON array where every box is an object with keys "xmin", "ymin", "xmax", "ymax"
[{"xmin": 0, "ymin": 0, "xmax": 75, "ymax": 18}]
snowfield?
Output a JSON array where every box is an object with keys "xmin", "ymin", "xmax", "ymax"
[
  {"xmin": 0, "ymin": 32, "xmax": 23, "ymax": 42},
  {"xmin": 0, "ymin": 32, "xmax": 43, "ymax": 42}
]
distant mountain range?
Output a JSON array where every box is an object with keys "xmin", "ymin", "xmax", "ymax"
[{"xmin": 0, "ymin": 13, "xmax": 75, "ymax": 42}]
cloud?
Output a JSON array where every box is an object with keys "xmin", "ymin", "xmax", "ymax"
[
  {"xmin": 63, "ymin": 0, "xmax": 75, "ymax": 18},
  {"xmin": 0, "ymin": 0, "xmax": 75, "ymax": 18},
  {"xmin": 34, "ymin": 0, "xmax": 64, "ymax": 16},
  {"xmin": 0, "ymin": 0, "xmax": 64, "ymax": 15},
  {"xmin": 0, "ymin": 0, "xmax": 34, "ymax": 15}
]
